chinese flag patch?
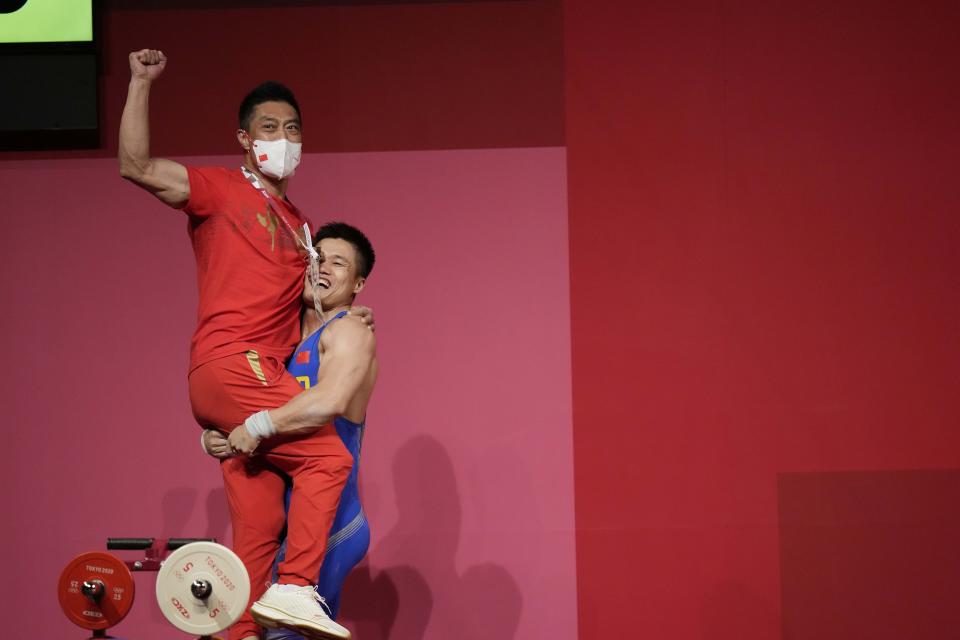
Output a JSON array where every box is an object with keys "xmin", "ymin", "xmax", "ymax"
[
  {"xmin": 295, "ymin": 351, "xmax": 310, "ymax": 364},
  {"xmin": 258, "ymin": 154, "xmax": 269, "ymax": 162}
]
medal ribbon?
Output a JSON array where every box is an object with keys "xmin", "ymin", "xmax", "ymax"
[{"xmin": 241, "ymin": 166, "xmax": 325, "ymax": 322}]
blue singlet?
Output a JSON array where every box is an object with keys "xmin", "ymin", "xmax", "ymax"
[{"xmin": 267, "ymin": 311, "xmax": 370, "ymax": 637}]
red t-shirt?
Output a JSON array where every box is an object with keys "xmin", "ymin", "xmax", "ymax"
[{"xmin": 182, "ymin": 166, "xmax": 311, "ymax": 372}]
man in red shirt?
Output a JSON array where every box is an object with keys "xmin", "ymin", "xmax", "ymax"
[{"xmin": 118, "ymin": 49, "xmax": 371, "ymax": 640}]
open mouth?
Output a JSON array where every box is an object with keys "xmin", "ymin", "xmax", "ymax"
[{"xmin": 317, "ymin": 278, "xmax": 331, "ymax": 289}]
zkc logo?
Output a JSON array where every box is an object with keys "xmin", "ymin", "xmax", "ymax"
[{"xmin": 0, "ymin": 0, "xmax": 28, "ymax": 14}]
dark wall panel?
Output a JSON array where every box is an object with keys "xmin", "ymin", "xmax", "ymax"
[
  {"xmin": 779, "ymin": 470, "xmax": 960, "ymax": 640},
  {"xmin": 6, "ymin": 0, "xmax": 563, "ymax": 159}
]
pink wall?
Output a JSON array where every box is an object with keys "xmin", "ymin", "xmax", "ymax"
[
  {"xmin": 565, "ymin": 1, "xmax": 960, "ymax": 638},
  {"xmin": 0, "ymin": 148, "xmax": 575, "ymax": 639}
]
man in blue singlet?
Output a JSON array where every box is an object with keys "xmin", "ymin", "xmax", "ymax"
[{"xmin": 204, "ymin": 222, "xmax": 377, "ymax": 637}]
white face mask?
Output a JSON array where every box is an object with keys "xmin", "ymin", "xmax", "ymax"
[{"xmin": 251, "ymin": 138, "xmax": 302, "ymax": 179}]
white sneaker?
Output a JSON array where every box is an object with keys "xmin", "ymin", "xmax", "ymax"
[{"xmin": 250, "ymin": 583, "xmax": 351, "ymax": 640}]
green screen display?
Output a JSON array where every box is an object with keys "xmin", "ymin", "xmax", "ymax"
[{"xmin": 0, "ymin": 0, "xmax": 92, "ymax": 43}]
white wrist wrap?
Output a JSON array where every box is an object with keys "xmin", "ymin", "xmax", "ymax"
[{"xmin": 244, "ymin": 410, "xmax": 277, "ymax": 440}]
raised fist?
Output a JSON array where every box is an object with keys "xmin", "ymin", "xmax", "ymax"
[{"xmin": 128, "ymin": 49, "xmax": 167, "ymax": 82}]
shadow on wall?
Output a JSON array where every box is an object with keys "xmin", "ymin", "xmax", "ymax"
[
  {"xmin": 205, "ymin": 486, "xmax": 230, "ymax": 542},
  {"xmin": 159, "ymin": 484, "xmax": 230, "ymax": 542},
  {"xmin": 158, "ymin": 484, "xmax": 231, "ymax": 543},
  {"xmin": 161, "ymin": 486, "xmax": 198, "ymax": 535},
  {"xmin": 340, "ymin": 434, "xmax": 523, "ymax": 639}
]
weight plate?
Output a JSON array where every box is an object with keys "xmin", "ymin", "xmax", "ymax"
[
  {"xmin": 58, "ymin": 551, "xmax": 135, "ymax": 630},
  {"xmin": 155, "ymin": 541, "xmax": 250, "ymax": 635}
]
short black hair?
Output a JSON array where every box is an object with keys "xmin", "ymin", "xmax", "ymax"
[
  {"xmin": 238, "ymin": 81, "xmax": 301, "ymax": 131},
  {"xmin": 314, "ymin": 222, "xmax": 376, "ymax": 278}
]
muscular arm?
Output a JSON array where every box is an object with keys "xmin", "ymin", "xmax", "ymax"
[
  {"xmin": 118, "ymin": 49, "xmax": 190, "ymax": 208},
  {"xmin": 228, "ymin": 317, "xmax": 377, "ymax": 454},
  {"xmin": 269, "ymin": 318, "xmax": 377, "ymax": 434}
]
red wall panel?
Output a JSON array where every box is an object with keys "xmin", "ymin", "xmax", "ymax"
[{"xmin": 564, "ymin": 1, "xmax": 960, "ymax": 638}]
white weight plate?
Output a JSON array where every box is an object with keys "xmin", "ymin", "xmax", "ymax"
[{"xmin": 155, "ymin": 541, "xmax": 250, "ymax": 635}]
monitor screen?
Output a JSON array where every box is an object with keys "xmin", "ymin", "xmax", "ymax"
[{"xmin": 0, "ymin": 0, "xmax": 93, "ymax": 44}]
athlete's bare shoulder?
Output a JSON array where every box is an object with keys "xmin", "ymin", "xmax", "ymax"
[{"xmin": 320, "ymin": 314, "xmax": 376, "ymax": 355}]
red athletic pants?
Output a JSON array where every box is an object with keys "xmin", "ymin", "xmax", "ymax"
[{"xmin": 189, "ymin": 350, "xmax": 353, "ymax": 640}]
